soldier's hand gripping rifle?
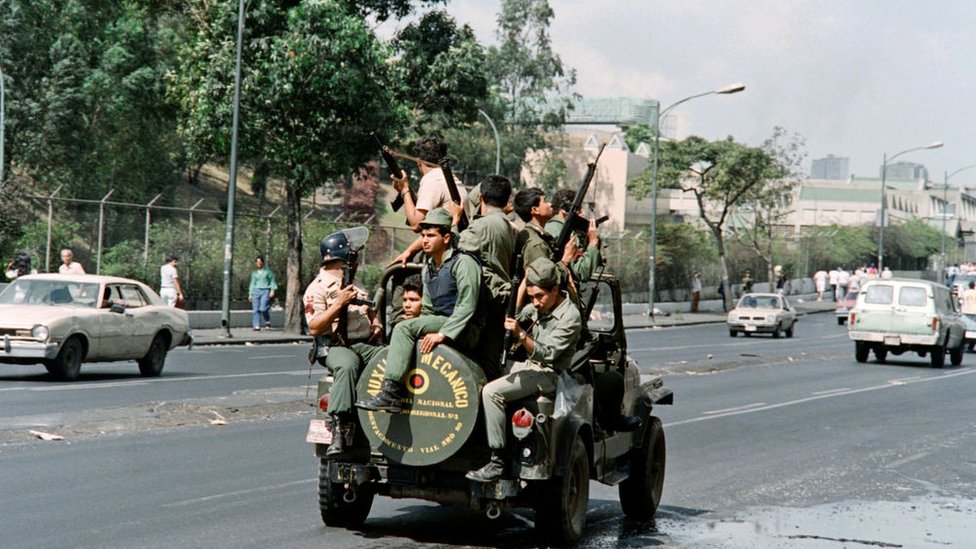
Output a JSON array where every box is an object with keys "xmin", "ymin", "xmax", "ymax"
[
  {"xmin": 370, "ymin": 132, "xmax": 415, "ymax": 212},
  {"xmin": 439, "ymin": 157, "xmax": 469, "ymax": 232},
  {"xmin": 500, "ymin": 251, "xmax": 524, "ymax": 367},
  {"xmin": 552, "ymin": 143, "xmax": 606, "ymax": 258}
]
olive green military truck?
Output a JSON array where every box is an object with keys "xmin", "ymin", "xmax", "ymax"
[{"xmin": 305, "ymin": 265, "xmax": 672, "ymax": 545}]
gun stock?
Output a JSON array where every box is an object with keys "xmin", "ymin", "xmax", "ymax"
[
  {"xmin": 439, "ymin": 158, "xmax": 469, "ymax": 232},
  {"xmin": 553, "ymin": 143, "xmax": 606, "ymax": 257}
]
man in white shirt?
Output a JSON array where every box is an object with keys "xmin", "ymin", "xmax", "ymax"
[
  {"xmin": 58, "ymin": 249, "xmax": 85, "ymax": 275},
  {"xmin": 828, "ymin": 268, "xmax": 839, "ymax": 301},
  {"xmin": 159, "ymin": 255, "xmax": 184, "ymax": 307},
  {"xmin": 391, "ymin": 135, "xmax": 467, "ymax": 232},
  {"xmin": 813, "ymin": 269, "xmax": 827, "ymax": 301},
  {"xmin": 837, "ymin": 268, "xmax": 851, "ymax": 299}
]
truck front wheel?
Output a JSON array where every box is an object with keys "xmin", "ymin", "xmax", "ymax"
[
  {"xmin": 619, "ymin": 417, "xmax": 666, "ymax": 521},
  {"xmin": 318, "ymin": 459, "xmax": 373, "ymax": 528},
  {"xmin": 535, "ymin": 437, "xmax": 589, "ymax": 545}
]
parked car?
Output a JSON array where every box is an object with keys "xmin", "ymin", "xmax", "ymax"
[
  {"xmin": 835, "ymin": 291, "xmax": 857, "ymax": 325},
  {"xmin": 727, "ymin": 293, "xmax": 797, "ymax": 338},
  {"xmin": 848, "ymin": 278, "xmax": 965, "ymax": 367},
  {"xmin": 0, "ymin": 274, "xmax": 192, "ymax": 380}
]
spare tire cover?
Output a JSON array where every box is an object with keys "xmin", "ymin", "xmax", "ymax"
[{"xmin": 357, "ymin": 344, "xmax": 486, "ymax": 466}]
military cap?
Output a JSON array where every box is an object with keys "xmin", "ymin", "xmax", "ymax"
[
  {"xmin": 420, "ymin": 207, "xmax": 453, "ymax": 228},
  {"xmin": 525, "ymin": 257, "xmax": 560, "ymax": 288}
]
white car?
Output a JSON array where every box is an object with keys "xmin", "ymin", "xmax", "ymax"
[
  {"xmin": 727, "ymin": 292, "xmax": 797, "ymax": 338},
  {"xmin": 0, "ymin": 274, "xmax": 191, "ymax": 380}
]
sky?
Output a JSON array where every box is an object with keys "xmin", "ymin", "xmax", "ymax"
[{"xmin": 379, "ymin": 0, "xmax": 976, "ymax": 183}]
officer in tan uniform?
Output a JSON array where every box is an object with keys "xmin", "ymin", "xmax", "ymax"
[{"xmin": 304, "ymin": 230, "xmax": 383, "ymax": 457}]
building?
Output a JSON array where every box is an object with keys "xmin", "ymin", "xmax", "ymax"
[
  {"xmin": 883, "ymin": 161, "xmax": 928, "ymax": 181},
  {"xmin": 810, "ymin": 154, "xmax": 849, "ymax": 180}
]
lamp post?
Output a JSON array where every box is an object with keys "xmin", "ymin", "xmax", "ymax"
[
  {"xmin": 220, "ymin": 0, "xmax": 246, "ymax": 338},
  {"xmin": 1, "ymin": 63, "xmax": 5, "ymax": 189},
  {"xmin": 478, "ymin": 109, "xmax": 500, "ymax": 175},
  {"xmin": 648, "ymin": 82, "xmax": 745, "ymax": 318},
  {"xmin": 941, "ymin": 164, "xmax": 976, "ymax": 283},
  {"xmin": 877, "ymin": 141, "xmax": 943, "ymax": 271}
]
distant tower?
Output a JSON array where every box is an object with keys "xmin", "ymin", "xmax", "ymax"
[
  {"xmin": 883, "ymin": 161, "xmax": 928, "ymax": 180},
  {"xmin": 810, "ymin": 154, "xmax": 850, "ymax": 180}
]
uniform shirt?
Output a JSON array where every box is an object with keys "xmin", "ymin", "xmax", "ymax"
[
  {"xmin": 545, "ymin": 217, "xmax": 600, "ymax": 283},
  {"xmin": 519, "ymin": 222, "xmax": 553, "ymax": 271},
  {"xmin": 421, "ymin": 248, "xmax": 481, "ymax": 341},
  {"xmin": 59, "ymin": 262, "xmax": 85, "ymax": 275},
  {"xmin": 160, "ymin": 263, "xmax": 178, "ymax": 288},
  {"xmin": 460, "ymin": 209, "xmax": 515, "ymax": 300},
  {"xmin": 249, "ymin": 267, "xmax": 278, "ymax": 296},
  {"xmin": 519, "ymin": 294, "xmax": 581, "ymax": 372},
  {"xmin": 415, "ymin": 168, "xmax": 468, "ymax": 213},
  {"xmin": 303, "ymin": 269, "xmax": 373, "ymax": 342}
]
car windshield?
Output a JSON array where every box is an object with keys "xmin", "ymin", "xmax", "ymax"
[
  {"xmin": 738, "ymin": 296, "xmax": 778, "ymax": 309},
  {"xmin": 0, "ymin": 279, "xmax": 100, "ymax": 308}
]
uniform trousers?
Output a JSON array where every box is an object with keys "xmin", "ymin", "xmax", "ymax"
[
  {"xmin": 325, "ymin": 342, "xmax": 384, "ymax": 415},
  {"xmin": 384, "ymin": 316, "xmax": 451, "ymax": 382},
  {"xmin": 482, "ymin": 361, "xmax": 556, "ymax": 449}
]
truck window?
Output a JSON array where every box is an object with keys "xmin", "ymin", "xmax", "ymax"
[
  {"xmin": 897, "ymin": 287, "xmax": 927, "ymax": 307},
  {"xmin": 864, "ymin": 284, "xmax": 894, "ymax": 305}
]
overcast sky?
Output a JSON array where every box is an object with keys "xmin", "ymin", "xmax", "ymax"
[{"xmin": 384, "ymin": 0, "xmax": 976, "ymax": 183}]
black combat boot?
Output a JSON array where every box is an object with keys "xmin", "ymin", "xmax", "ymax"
[
  {"xmin": 465, "ymin": 450, "xmax": 507, "ymax": 482},
  {"xmin": 326, "ymin": 414, "xmax": 355, "ymax": 457},
  {"xmin": 354, "ymin": 379, "xmax": 406, "ymax": 413}
]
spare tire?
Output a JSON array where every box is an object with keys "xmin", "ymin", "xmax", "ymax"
[{"xmin": 356, "ymin": 344, "xmax": 485, "ymax": 466}]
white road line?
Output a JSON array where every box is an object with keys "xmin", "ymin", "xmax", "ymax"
[
  {"xmin": 247, "ymin": 355, "xmax": 296, "ymax": 360},
  {"xmin": 885, "ymin": 451, "xmax": 930, "ymax": 469},
  {"xmin": 703, "ymin": 402, "xmax": 767, "ymax": 415},
  {"xmin": 161, "ymin": 478, "xmax": 315, "ymax": 507},
  {"xmin": 630, "ymin": 332, "xmax": 847, "ymax": 353},
  {"xmin": 663, "ymin": 368, "xmax": 976, "ymax": 428},
  {"xmin": 0, "ymin": 370, "xmax": 312, "ymax": 393},
  {"xmin": 811, "ymin": 387, "xmax": 852, "ymax": 395}
]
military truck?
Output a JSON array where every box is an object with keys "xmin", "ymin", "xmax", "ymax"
[{"xmin": 305, "ymin": 265, "xmax": 673, "ymax": 545}]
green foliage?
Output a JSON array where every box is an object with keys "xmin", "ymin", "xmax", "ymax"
[{"xmin": 623, "ymin": 124, "xmax": 655, "ymax": 153}]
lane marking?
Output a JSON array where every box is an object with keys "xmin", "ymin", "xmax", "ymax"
[
  {"xmin": 662, "ymin": 368, "xmax": 976, "ymax": 428},
  {"xmin": 247, "ymin": 355, "xmax": 296, "ymax": 360},
  {"xmin": 703, "ymin": 402, "xmax": 767, "ymax": 415},
  {"xmin": 811, "ymin": 387, "xmax": 851, "ymax": 396},
  {"xmin": 885, "ymin": 451, "xmax": 930, "ymax": 469},
  {"xmin": 0, "ymin": 370, "xmax": 312, "ymax": 393},
  {"xmin": 630, "ymin": 332, "xmax": 847, "ymax": 353},
  {"xmin": 161, "ymin": 478, "xmax": 314, "ymax": 507}
]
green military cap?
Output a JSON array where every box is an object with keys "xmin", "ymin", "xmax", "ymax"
[
  {"xmin": 526, "ymin": 257, "xmax": 560, "ymax": 288},
  {"xmin": 420, "ymin": 207, "xmax": 453, "ymax": 228}
]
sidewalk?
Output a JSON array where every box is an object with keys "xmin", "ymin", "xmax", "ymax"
[{"xmin": 189, "ymin": 294, "xmax": 838, "ymax": 346}]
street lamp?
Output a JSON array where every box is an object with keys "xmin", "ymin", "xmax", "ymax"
[
  {"xmin": 648, "ymin": 82, "xmax": 745, "ymax": 318},
  {"xmin": 877, "ymin": 141, "xmax": 943, "ymax": 272},
  {"xmin": 478, "ymin": 109, "xmax": 501, "ymax": 174},
  {"xmin": 1, "ymin": 63, "xmax": 6, "ymax": 189},
  {"xmin": 940, "ymin": 164, "xmax": 976, "ymax": 283}
]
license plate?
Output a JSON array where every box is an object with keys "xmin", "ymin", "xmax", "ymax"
[
  {"xmin": 306, "ymin": 418, "xmax": 332, "ymax": 444},
  {"xmin": 745, "ymin": 325, "xmax": 757, "ymax": 332},
  {"xmin": 884, "ymin": 336, "xmax": 901, "ymax": 346}
]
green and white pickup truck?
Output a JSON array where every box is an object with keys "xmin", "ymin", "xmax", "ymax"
[{"xmin": 847, "ymin": 278, "xmax": 965, "ymax": 368}]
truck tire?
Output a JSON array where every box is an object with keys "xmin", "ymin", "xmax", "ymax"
[
  {"xmin": 950, "ymin": 343, "xmax": 964, "ymax": 366},
  {"xmin": 138, "ymin": 334, "xmax": 168, "ymax": 377},
  {"xmin": 930, "ymin": 343, "xmax": 946, "ymax": 368},
  {"xmin": 837, "ymin": 317, "xmax": 845, "ymax": 326},
  {"xmin": 535, "ymin": 437, "xmax": 589, "ymax": 546},
  {"xmin": 619, "ymin": 417, "xmax": 666, "ymax": 521},
  {"xmin": 875, "ymin": 349, "xmax": 887, "ymax": 363},
  {"xmin": 318, "ymin": 459, "xmax": 373, "ymax": 528},
  {"xmin": 854, "ymin": 342, "xmax": 869, "ymax": 363},
  {"xmin": 48, "ymin": 336, "xmax": 84, "ymax": 381}
]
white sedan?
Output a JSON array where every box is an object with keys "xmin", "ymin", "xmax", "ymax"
[
  {"xmin": 727, "ymin": 292, "xmax": 797, "ymax": 338},
  {"xmin": 0, "ymin": 274, "xmax": 191, "ymax": 380}
]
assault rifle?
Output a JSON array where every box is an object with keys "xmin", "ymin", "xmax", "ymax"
[
  {"xmin": 551, "ymin": 143, "xmax": 606, "ymax": 258},
  {"xmin": 370, "ymin": 132, "xmax": 414, "ymax": 212},
  {"xmin": 500, "ymin": 250, "xmax": 525, "ymax": 367},
  {"xmin": 439, "ymin": 157, "xmax": 469, "ymax": 232}
]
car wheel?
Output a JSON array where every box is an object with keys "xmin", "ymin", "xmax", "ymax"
[
  {"xmin": 855, "ymin": 342, "xmax": 869, "ymax": 363},
  {"xmin": 837, "ymin": 317, "xmax": 845, "ymax": 326},
  {"xmin": 785, "ymin": 323, "xmax": 795, "ymax": 338},
  {"xmin": 619, "ymin": 417, "xmax": 665, "ymax": 521},
  {"xmin": 48, "ymin": 336, "xmax": 84, "ymax": 381},
  {"xmin": 729, "ymin": 329, "xmax": 737, "ymax": 338},
  {"xmin": 535, "ymin": 436, "xmax": 589, "ymax": 546},
  {"xmin": 950, "ymin": 343, "xmax": 964, "ymax": 366},
  {"xmin": 931, "ymin": 343, "xmax": 946, "ymax": 368},
  {"xmin": 875, "ymin": 349, "xmax": 888, "ymax": 363},
  {"xmin": 318, "ymin": 459, "xmax": 373, "ymax": 528},
  {"xmin": 772, "ymin": 324, "xmax": 781, "ymax": 339},
  {"xmin": 138, "ymin": 334, "xmax": 168, "ymax": 377}
]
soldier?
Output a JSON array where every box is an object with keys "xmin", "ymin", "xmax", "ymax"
[
  {"xmin": 546, "ymin": 188, "xmax": 601, "ymax": 284},
  {"xmin": 466, "ymin": 257, "xmax": 582, "ymax": 482},
  {"xmin": 513, "ymin": 188, "xmax": 577, "ymax": 307},
  {"xmin": 392, "ymin": 135, "xmax": 467, "ymax": 232},
  {"xmin": 304, "ymin": 230, "xmax": 383, "ymax": 457},
  {"xmin": 356, "ymin": 208, "xmax": 483, "ymax": 413}
]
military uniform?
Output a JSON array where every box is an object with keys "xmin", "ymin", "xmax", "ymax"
[
  {"xmin": 303, "ymin": 269, "xmax": 382, "ymax": 416},
  {"xmin": 545, "ymin": 217, "xmax": 601, "ymax": 283}
]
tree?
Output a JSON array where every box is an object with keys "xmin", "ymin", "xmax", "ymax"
[
  {"xmin": 168, "ymin": 0, "xmax": 403, "ymax": 333},
  {"xmin": 631, "ymin": 135, "xmax": 781, "ymax": 311}
]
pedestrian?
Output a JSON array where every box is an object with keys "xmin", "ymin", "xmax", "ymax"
[
  {"xmin": 248, "ymin": 255, "xmax": 278, "ymax": 331},
  {"xmin": 837, "ymin": 267, "xmax": 851, "ymax": 299},
  {"xmin": 690, "ymin": 272, "xmax": 702, "ymax": 312},
  {"xmin": 159, "ymin": 255, "xmax": 185, "ymax": 307},
  {"xmin": 813, "ymin": 268, "xmax": 827, "ymax": 301},
  {"xmin": 465, "ymin": 257, "xmax": 581, "ymax": 483},
  {"xmin": 828, "ymin": 267, "xmax": 839, "ymax": 301},
  {"xmin": 741, "ymin": 270, "xmax": 754, "ymax": 296},
  {"xmin": 880, "ymin": 266, "xmax": 893, "ymax": 279},
  {"xmin": 5, "ymin": 252, "xmax": 33, "ymax": 281},
  {"xmin": 58, "ymin": 249, "xmax": 85, "ymax": 274},
  {"xmin": 774, "ymin": 265, "xmax": 787, "ymax": 295}
]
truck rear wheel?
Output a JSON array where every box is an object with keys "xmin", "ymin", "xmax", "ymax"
[
  {"xmin": 318, "ymin": 459, "xmax": 373, "ymax": 528},
  {"xmin": 950, "ymin": 343, "xmax": 964, "ymax": 366},
  {"xmin": 619, "ymin": 416, "xmax": 666, "ymax": 521},
  {"xmin": 854, "ymin": 342, "xmax": 869, "ymax": 363},
  {"xmin": 535, "ymin": 437, "xmax": 589, "ymax": 545},
  {"xmin": 931, "ymin": 343, "xmax": 946, "ymax": 368}
]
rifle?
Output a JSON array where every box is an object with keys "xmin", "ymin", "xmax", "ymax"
[
  {"xmin": 565, "ymin": 214, "xmax": 609, "ymax": 234},
  {"xmin": 439, "ymin": 157, "xmax": 469, "ymax": 232},
  {"xmin": 500, "ymin": 251, "xmax": 524, "ymax": 367},
  {"xmin": 552, "ymin": 143, "xmax": 606, "ymax": 258},
  {"xmin": 370, "ymin": 132, "xmax": 414, "ymax": 212}
]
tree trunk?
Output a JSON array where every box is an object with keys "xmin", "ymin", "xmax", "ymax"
[
  {"xmin": 283, "ymin": 183, "xmax": 304, "ymax": 334},
  {"xmin": 713, "ymin": 228, "xmax": 733, "ymax": 312}
]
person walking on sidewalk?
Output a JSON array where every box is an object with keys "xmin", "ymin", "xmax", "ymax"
[
  {"xmin": 690, "ymin": 272, "xmax": 702, "ymax": 312},
  {"xmin": 159, "ymin": 256, "xmax": 184, "ymax": 307},
  {"xmin": 248, "ymin": 255, "xmax": 278, "ymax": 331}
]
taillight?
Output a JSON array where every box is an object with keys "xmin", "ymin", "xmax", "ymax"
[
  {"xmin": 319, "ymin": 394, "xmax": 329, "ymax": 412},
  {"xmin": 931, "ymin": 317, "xmax": 939, "ymax": 332},
  {"xmin": 511, "ymin": 408, "xmax": 534, "ymax": 440},
  {"xmin": 849, "ymin": 312, "xmax": 855, "ymax": 325}
]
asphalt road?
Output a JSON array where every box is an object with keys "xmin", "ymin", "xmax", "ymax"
[{"xmin": 2, "ymin": 315, "xmax": 975, "ymax": 548}]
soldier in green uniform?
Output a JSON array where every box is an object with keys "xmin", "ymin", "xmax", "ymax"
[
  {"xmin": 466, "ymin": 257, "xmax": 582, "ymax": 482},
  {"xmin": 303, "ymin": 230, "xmax": 383, "ymax": 457},
  {"xmin": 356, "ymin": 208, "xmax": 484, "ymax": 413},
  {"xmin": 546, "ymin": 188, "xmax": 601, "ymax": 284},
  {"xmin": 513, "ymin": 188, "xmax": 577, "ymax": 307}
]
